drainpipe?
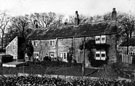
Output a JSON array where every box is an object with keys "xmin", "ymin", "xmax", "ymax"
[
  {"xmin": 56, "ymin": 38, "xmax": 58, "ymax": 58},
  {"xmin": 82, "ymin": 37, "xmax": 86, "ymax": 76}
]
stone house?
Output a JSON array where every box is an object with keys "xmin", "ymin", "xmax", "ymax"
[{"xmin": 29, "ymin": 22, "xmax": 118, "ymax": 67}]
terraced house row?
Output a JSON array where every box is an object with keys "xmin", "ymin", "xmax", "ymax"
[
  {"xmin": 29, "ymin": 10, "xmax": 118, "ymax": 67},
  {"xmin": 6, "ymin": 8, "xmax": 135, "ymax": 67}
]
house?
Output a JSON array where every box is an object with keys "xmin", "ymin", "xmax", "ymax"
[
  {"xmin": 118, "ymin": 38, "xmax": 135, "ymax": 64},
  {"xmin": 6, "ymin": 36, "xmax": 26, "ymax": 61},
  {"xmin": 29, "ymin": 22, "xmax": 118, "ymax": 67}
]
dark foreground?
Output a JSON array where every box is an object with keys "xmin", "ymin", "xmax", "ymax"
[
  {"xmin": 0, "ymin": 61, "xmax": 135, "ymax": 85},
  {"xmin": 0, "ymin": 75, "xmax": 134, "ymax": 86},
  {"xmin": 0, "ymin": 61, "xmax": 119, "ymax": 79}
]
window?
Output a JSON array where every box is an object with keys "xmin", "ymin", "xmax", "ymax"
[
  {"xmin": 95, "ymin": 36, "xmax": 100, "ymax": 44},
  {"xmin": 49, "ymin": 52, "xmax": 55, "ymax": 58},
  {"xmin": 60, "ymin": 52, "xmax": 67, "ymax": 62},
  {"xmin": 101, "ymin": 53, "xmax": 105, "ymax": 57},
  {"xmin": 33, "ymin": 40, "xmax": 40, "ymax": 47},
  {"xmin": 34, "ymin": 52, "xmax": 39, "ymax": 59},
  {"xmin": 63, "ymin": 53, "xmax": 67, "ymax": 59},
  {"xmin": 49, "ymin": 40, "xmax": 55, "ymax": 47},
  {"xmin": 101, "ymin": 51, "xmax": 106, "ymax": 60},
  {"xmin": 95, "ymin": 51, "xmax": 100, "ymax": 60},
  {"xmin": 95, "ymin": 51, "xmax": 106, "ymax": 60},
  {"xmin": 32, "ymin": 41, "xmax": 34, "ymax": 46},
  {"xmin": 101, "ymin": 35, "xmax": 106, "ymax": 43},
  {"xmin": 95, "ymin": 35, "xmax": 106, "ymax": 44}
]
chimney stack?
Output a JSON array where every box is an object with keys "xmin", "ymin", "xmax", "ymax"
[
  {"xmin": 75, "ymin": 11, "xmax": 80, "ymax": 25},
  {"xmin": 34, "ymin": 20, "xmax": 39, "ymax": 28},
  {"xmin": 112, "ymin": 8, "xmax": 117, "ymax": 20}
]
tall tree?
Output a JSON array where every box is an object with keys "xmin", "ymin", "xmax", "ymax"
[
  {"xmin": 29, "ymin": 12, "xmax": 64, "ymax": 28},
  {"xmin": 118, "ymin": 15, "xmax": 135, "ymax": 54},
  {"xmin": 103, "ymin": 12, "xmax": 135, "ymax": 54},
  {"xmin": 0, "ymin": 12, "xmax": 10, "ymax": 49},
  {"xmin": 9, "ymin": 16, "xmax": 33, "ymax": 59},
  {"xmin": 11, "ymin": 16, "xmax": 31, "ymax": 38}
]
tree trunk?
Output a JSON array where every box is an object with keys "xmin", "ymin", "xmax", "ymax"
[{"xmin": 1, "ymin": 31, "xmax": 4, "ymax": 49}]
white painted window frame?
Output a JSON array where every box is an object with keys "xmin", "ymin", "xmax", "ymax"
[
  {"xmin": 95, "ymin": 36, "xmax": 101, "ymax": 44},
  {"xmin": 60, "ymin": 52, "xmax": 68, "ymax": 62},
  {"xmin": 95, "ymin": 51, "xmax": 106, "ymax": 60},
  {"xmin": 101, "ymin": 35, "xmax": 106, "ymax": 44}
]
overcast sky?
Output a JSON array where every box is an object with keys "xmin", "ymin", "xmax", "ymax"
[{"xmin": 0, "ymin": 0, "xmax": 134, "ymax": 17}]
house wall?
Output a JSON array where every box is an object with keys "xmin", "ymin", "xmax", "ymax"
[
  {"xmin": 32, "ymin": 37, "xmax": 93, "ymax": 66},
  {"xmin": 32, "ymin": 39, "xmax": 57, "ymax": 61},
  {"xmin": 6, "ymin": 36, "xmax": 18, "ymax": 60},
  {"xmin": 32, "ymin": 34, "xmax": 117, "ymax": 67},
  {"xmin": 106, "ymin": 34, "xmax": 117, "ymax": 63}
]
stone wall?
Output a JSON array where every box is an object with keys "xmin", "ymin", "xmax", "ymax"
[
  {"xmin": 32, "ymin": 35, "xmax": 117, "ymax": 66},
  {"xmin": 106, "ymin": 35, "xmax": 117, "ymax": 63},
  {"xmin": 6, "ymin": 36, "xmax": 18, "ymax": 59}
]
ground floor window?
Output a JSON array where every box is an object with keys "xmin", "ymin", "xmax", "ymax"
[
  {"xmin": 34, "ymin": 52, "xmax": 40, "ymax": 60},
  {"xmin": 60, "ymin": 52, "xmax": 67, "ymax": 62},
  {"xmin": 95, "ymin": 51, "xmax": 106, "ymax": 60},
  {"xmin": 49, "ymin": 52, "xmax": 55, "ymax": 58}
]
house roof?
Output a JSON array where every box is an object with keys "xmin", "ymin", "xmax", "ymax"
[
  {"xmin": 120, "ymin": 38, "xmax": 135, "ymax": 46},
  {"xmin": 29, "ymin": 23, "xmax": 117, "ymax": 40}
]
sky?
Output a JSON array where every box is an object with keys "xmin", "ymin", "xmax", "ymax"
[{"xmin": 0, "ymin": 0, "xmax": 134, "ymax": 17}]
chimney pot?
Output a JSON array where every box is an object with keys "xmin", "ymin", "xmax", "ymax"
[
  {"xmin": 112, "ymin": 8, "xmax": 117, "ymax": 20},
  {"xmin": 75, "ymin": 11, "xmax": 80, "ymax": 25}
]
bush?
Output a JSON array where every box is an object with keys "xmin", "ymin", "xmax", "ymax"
[
  {"xmin": 43, "ymin": 56, "xmax": 51, "ymax": 61},
  {"xmin": 2, "ymin": 55, "xmax": 13, "ymax": 63},
  {"xmin": 0, "ymin": 48, "xmax": 5, "ymax": 53}
]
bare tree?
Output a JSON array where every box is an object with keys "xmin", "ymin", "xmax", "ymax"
[
  {"xmin": 118, "ymin": 15, "xmax": 135, "ymax": 54},
  {"xmin": 0, "ymin": 12, "xmax": 10, "ymax": 49},
  {"xmin": 9, "ymin": 16, "xmax": 33, "ymax": 59},
  {"xmin": 103, "ymin": 12, "xmax": 135, "ymax": 54},
  {"xmin": 68, "ymin": 15, "xmax": 94, "ymax": 24},
  {"xmin": 11, "ymin": 16, "xmax": 31, "ymax": 38},
  {"xmin": 28, "ymin": 12, "xmax": 64, "ymax": 29}
]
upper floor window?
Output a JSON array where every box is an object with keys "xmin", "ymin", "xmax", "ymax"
[
  {"xmin": 32, "ymin": 40, "xmax": 39, "ymax": 47},
  {"xmin": 95, "ymin": 35, "xmax": 106, "ymax": 44},
  {"xmin": 49, "ymin": 40, "xmax": 55, "ymax": 47},
  {"xmin": 95, "ymin": 36, "xmax": 101, "ymax": 44},
  {"xmin": 101, "ymin": 35, "xmax": 106, "ymax": 44}
]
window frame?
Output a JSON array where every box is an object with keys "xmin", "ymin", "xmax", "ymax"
[
  {"xmin": 100, "ymin": 51, "xmax": 106, "ymax": 60},
  {"xmin": 60, "ymin": 52, "xmax": 67, "ymax": 62},
  {"xmin": 95, "ymin": 51, "xmax": 106, "ymax": 60},
  {"xmin": 95, "ymin": 51, "xmax": 101, "ymax": 60},
  {"xmin": 95, "ymin": 35, "xmax": 106, "ymax": 44},
  {"xmin": 49, "ymin": 40, "xmax": 55, "ymax": 47},
  {"xmin": 101, "ymin": 35, "xmax": 106, "ymax": 44},
  {"xmin": 95, "ymin": 36, "xmax": 101, "ymax": 44},
  {"xmin": 49, "ymin": 52, "xmax": 55, "ymax": 58}
]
